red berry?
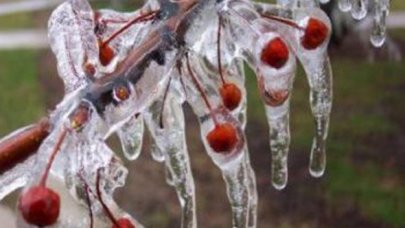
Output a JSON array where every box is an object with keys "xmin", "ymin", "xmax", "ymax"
[
  {"xmin": 206, "ymin": 123, "xmax": 238, "ymax": 154},
  {"xmin": 220, "ymin": 83, "xmax": 242, "ymax": 111},
  {"xmin": 18, "ymin": 186, "xmax": 60, "ymax": 226},
  {"xmin": 112, "ymin": 218, "xmax": 135, "ymax": 228},
  {"xmin": 260, "ymin": 37, "xmax": 289, "ymax": 69},
  {"xmin": 301, "ymin": 18, "xmax": 328, "ymax": 50},
  {"xmin": 99, "ymin": 42, "xmax": 115, "ymax": 66}
]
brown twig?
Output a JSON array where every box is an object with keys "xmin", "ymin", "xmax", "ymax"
[{"xmin": 0, "ymin": 118, "xmax": 51, "ymax": 174}]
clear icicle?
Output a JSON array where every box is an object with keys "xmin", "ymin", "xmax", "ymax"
[
  {"xmin": 195, "ymin": 12, "xmax": 258, "ymax": 224},
  {"xmin": 144, "ymin": 76, "xmax": 197, "ymax": 228},
  {"xmin": 150, "ymin": 140, "xmax": 165, "ymax": 163},
  {"xmin": 306, "ymin": 57, "xmax": 332, "ymax": 177},
  {"xmin": 287, "ymin": 9, "xmax": 332, "ymax": 178},
  {"xmin": 266, "ymin": 103, "xmax": 291, "ymax": 189},
  {"xmin": 231, "ymin": 61, "xmax": 258, "ymax": 228},
  {"xmin": 338, "ymin": 0, "xmax": 352, "ymax": 12},
  {"xmin": 116, "ymin": 114, "xmax": 144, "ymax": 161},
  {"xmin": 249, "ymin": 27, "xmax": 296, "ymax": 189},
  {"xmin": 370, "ymin": 0, "xmax": 389, "ymax": 47},
  {"xmin": 351, "ymin": 0, "xmax": 368, "ymax": 20},
  {"xmin": 223, "ymin": 162, "xmax": 250, "ymax": 228},
  {"xmin": 243, "ymin": 153, "xmax": 257, "ymax": 228}
]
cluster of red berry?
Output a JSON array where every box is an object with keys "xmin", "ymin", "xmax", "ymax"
[{"xmin": 205, "ymin": 16, "xmax": 328, "ymax": 156}]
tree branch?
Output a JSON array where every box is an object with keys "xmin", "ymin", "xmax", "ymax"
[
  {"xmin": 0, "ymin": 0, "xmax": 204, "ymax": 175},
  {"xmin": 0, "ymin": 118, "xmax": 50, "ymax": 174}
]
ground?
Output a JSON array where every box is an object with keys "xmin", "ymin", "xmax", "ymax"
[{"xmin": 0, "ymin": 1, "xmax": 405, "ymax": 228}]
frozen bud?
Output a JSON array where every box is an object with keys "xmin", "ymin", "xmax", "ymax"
[
  {"xmin": 69, "ymin": 102, "xmax": 92, "ymax": 131},
  {"xmin": 113, "ymin": 83, "xmax": 131, "ymax": 102}
]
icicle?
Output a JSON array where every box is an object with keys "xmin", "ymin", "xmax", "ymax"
[
  {"xmin": 116, "ymin": 114, "xmax": 144, "ymax": 161},
  {"xmin": 182, "ymin": 49, "xmax": 249, "ymax": 226},
  {"xmin": 229, "ymin": 61, "xmax": 258, "ymax": 227},
  {"xmin": 195, "ymin": 11, "xmax": 259, "ymax": 223},
  {"xmin": 338, "ymin": 0, "xmax": 352, "ymax": 12},
  {"xmin": 370, "ymin": 0, "xmax": 389, "ymax": 47},
  {"xmin": 251, "ymin": 28, "xmax": 296, "ymax": 188},
  {"xmin": 306, "ymin": 57, "xmax": 332, "ymax": 177},
  {"xmin": 222, "ymin": 162, "xmax": 250, "ymax": 228},
  {"xmin": 351, "ymin": 0, "xmax": 368, "ymax": 20},
  {"xmin": 293, "ymin": 10, "xmax": 332, "ymax": 177},
  {"xmin": 150, "ymin": 141, "xmax": 165, "ymax": 162},
  {"xmin": 144, "ymin": 76, "xmax": 197, "ymax": 228},
  {"xmin": 266, "ymin": 103, "xmax": 291, "ymax": 189}
]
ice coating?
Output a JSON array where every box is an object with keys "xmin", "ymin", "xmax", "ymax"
[
  {"xmin": 48, "ymin": 1, "xmax": 95, "ymax": 93},
  {"xmin": 0, "ymin": 0, "xmax": 381, "ymax": 227},
  {"xmin": 144, "ymin": 76, "xmax": 197, "ymax": 228},
  {"xmin": 116, "ymin": 114, "xmax": 144, "ymax": 161},
  {"xmin": 222, "ymin": 1, "xmax": 332, "ymax": 182},
  {"xmin": 191, "ymin": 14, "xmax": 258, "ymax": 226},
  {"xmin": 181, "ymin": 52, "xmax": 249, "ymax": 226},
  {"xmin": 292, "ymin": 9, "xmax": 333, "ymax": 177}
]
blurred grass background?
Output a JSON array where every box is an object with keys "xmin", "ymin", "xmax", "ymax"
[{"xmin": 0, "ymin": 0, "xmax": 405, "ymax": 227}]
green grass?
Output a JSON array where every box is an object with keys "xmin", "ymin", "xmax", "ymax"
[
  {"xmin": 392, "ymin": 0, "xmax": 405, "ymax": 11},
  {"xmin": 0, "ymin": 13, "xmax": 35, "ymax": 31},
  {"xmin": 0, "ymin": 50, "xmax": 45, "ymax": 136}
]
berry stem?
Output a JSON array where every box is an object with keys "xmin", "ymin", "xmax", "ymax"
[
  {"xmin": 102, "ymin": 18, "xmax": 129, "ymax": 24},
  {"xmin": 101, "ymin": 11, "xmax": 158, "ymax": 48},
  {"xmin": 78, "ymin": 172, "xmax": 94, "ymax": 228},
  {"xmin": 185, "ymin": 53, "xmax": 219, "ymax": 125},
  {"xmin": 216, "ymin": 15, "xmax": 226, "ymax": 85},
  {"xmin": 84, "ymin": 185, "xmax": 94, "ymax": 228},
  {"xmin": 260, "ymin": 14, "xmax": 303, "ymax": 31},
  {"xmin": 39, "ymin": 128, "xmax": 68, "ymax": 187},
  {"xmin": 96, "ymin": 169, "xmax": 119, "ymax": 227}
]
